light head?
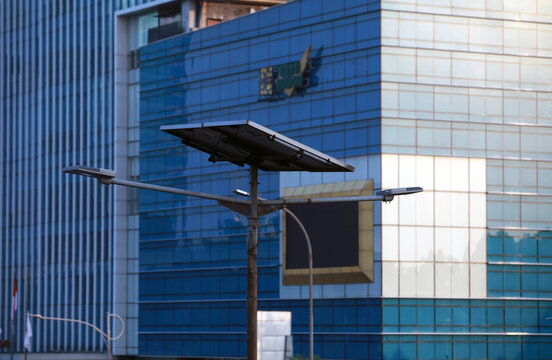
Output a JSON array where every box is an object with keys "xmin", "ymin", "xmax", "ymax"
[
  {"xmin": 233, "ymin": 189, "xmax": 250, "ymax": 197},
  {"xmin": 63, "ymin": 165, "xmax": 116, "ymax": 185},
  {"xmin": 376, "ymin": 187, "xmax": 424, "ymax": 202}
]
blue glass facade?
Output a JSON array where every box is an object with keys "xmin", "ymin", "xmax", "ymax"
[
  {"xmin": 138, "ymin": 0, "xmax": 552, "ymax": 359},
  {"xmin": 0, "ymin": 0, "xmax": 113, "ymax": 353},
  {"xmin": 2, "ymin": 0, "xmax": 552, "ymax": 359},
  {"xmin": 139, "ymin": 1, "xmax": 385, "ymax": 357},
  {"xmin": 0, "ymin": 0, "xmax": 155, "ymax": 355}
]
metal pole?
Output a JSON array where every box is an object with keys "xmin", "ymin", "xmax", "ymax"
[
  {"xmin": 107, "ymin": 312, "xmax": 111, "ymax": 360},
  {"xmin": 247, "ymin": 166, "xmax": 258, "ymax": 360},
  {"xmin": 110, "ymin": 178, "xmax": 250, "ymax": 205},
  {"xmin": 283, "ymin": 208, "xmax": 313, "ymax": 360},
  {"xmin": 27, "ymin": 313, "xmax": 125, "ymax": 356},
  {"xmin": 24, "ymin": 267, "xmax": 28, "ymax": 360},
  {"xmin": 261, "ymin": 195, "xmax": 388, "ymax": 205},
  {"xmin": 10, "ymin": 270, "xmax": 15, "ymax": 360}
]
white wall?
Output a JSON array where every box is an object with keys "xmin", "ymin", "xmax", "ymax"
[
  {"xmin": 257, "ymin": 311, "xmax": 292, "ymax": 360},
  {"xmin": 381, "ymin": 154, "xmax": 487, "ymax": 298}
]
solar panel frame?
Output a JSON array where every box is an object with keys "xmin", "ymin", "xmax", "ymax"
[{"xmin": 161, "ymin": 120, "xmax": 355, "ymax": 172}]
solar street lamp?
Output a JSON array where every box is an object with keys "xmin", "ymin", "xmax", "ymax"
[
  {"xmin": 65, "ymin": 120, "xmax": 423, "ymax": 360},
  {"xmin": 161, "ymin": 120, "xmax": 355, "ymax": 360}
]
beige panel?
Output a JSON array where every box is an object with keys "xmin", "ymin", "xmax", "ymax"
[{"xmin": 283, "ymin": 180, "xmax": 374, "ymax": 285}]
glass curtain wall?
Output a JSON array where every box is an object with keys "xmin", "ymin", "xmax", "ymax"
[
  {"xmin": 0, "ymin": 0, "xmax": 152, "ymax": 354},
  {"xmin": 380, "ymin": 0, "xmax": 552, "ymax": 358}
]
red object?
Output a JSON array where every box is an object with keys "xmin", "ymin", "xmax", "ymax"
[{"xmin": 11, "ymin": 275, "xmax": 17, "ymax": 326}]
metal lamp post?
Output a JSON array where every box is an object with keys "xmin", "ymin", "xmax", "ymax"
[
  {"xmin": 27, "ymin": 312, "xmax": 124, "ymax": 360},
  {"xmin": 64, "ymin": 120, "xmax": 423, "ymax": 360},
  {"xmin": 281, "ymin": 208, "xmax": 313, "ymax": 360}
]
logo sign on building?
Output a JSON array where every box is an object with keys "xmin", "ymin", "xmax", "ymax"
[{"xmin": 259, "ymin": 45, "xmax": 311, "ymax": 98}]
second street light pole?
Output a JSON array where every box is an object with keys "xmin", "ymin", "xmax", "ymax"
[
  {"xmin": 28, "ymin": 312, "xmax": 125, "ymax": 360},
  {"xmin": 283, "ymin": 208, "xmax": 313, "ymax": 360}
]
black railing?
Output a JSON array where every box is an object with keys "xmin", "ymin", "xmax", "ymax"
[{"xmin": 147, "ymin": 22, "xmax": 183, "ymax": 44}]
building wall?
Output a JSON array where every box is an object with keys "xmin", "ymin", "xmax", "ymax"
[
  {"xmin": 0, "ymin": 0, "xmax": 154, "ymax": 356},
  {"xmin": 3, "ymin": 0, "xmax": 552, "ymax": 357},
  {"xmin": 381, "ymin": 155, "xmax": 487, "ymax": 298},
  {"xmin": 379, "ymin": 0, "xmax": 552, "ymax": 358},
  {"xmin": 138, "ymin": 0, "xmax": 552, "ymax": 359},
  {"xmin": 138, "ymin": 0, "xmax": 383, "ymax": 357}
]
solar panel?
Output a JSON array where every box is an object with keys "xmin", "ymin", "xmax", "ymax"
[{"xmin": 161, "ymin": 120, "xmax": 355, "ymax": 172}]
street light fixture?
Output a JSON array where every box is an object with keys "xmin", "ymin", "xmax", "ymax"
[
  {"xmin": 63, "ymin": 165, "xmax": 116, "ymax": 184},
  {"xmin": 65, "ymin": 120, "xmax": 423, "ymax": 360},
  {"xmin": 376, "ymin": 187, "xmax": 423, "ymax": 202}
]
